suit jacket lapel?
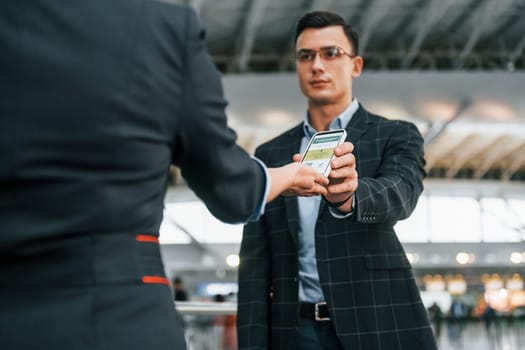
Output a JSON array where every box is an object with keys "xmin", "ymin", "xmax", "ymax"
[
  {"xmin": 345, "ymin": 103, "xmax": 372, "ymax": 145},
  {"xmin": 285, "ymin": 106, "xmax": 372, "ymax": 242},
  {"xmin": 318, "ymin": 104, "xmax": 372, "ymax": 215}
]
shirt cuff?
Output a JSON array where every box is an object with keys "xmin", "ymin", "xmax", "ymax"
[
  {"xmin": 246, "ymin": 156, "xmax": 270, "ymax": 222},
  {"xmin": 328, "ymin": 195, "xmax": 355, "ymax": 219}
]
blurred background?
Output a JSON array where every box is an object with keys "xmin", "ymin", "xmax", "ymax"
[{"xmin": 158, "ymin": 0, "xmax": 525, "ymax": 349}]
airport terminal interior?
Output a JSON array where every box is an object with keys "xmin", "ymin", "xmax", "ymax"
[{"xmin": 159, "ymin": 0, "xmax": 524, "ymax": 349}]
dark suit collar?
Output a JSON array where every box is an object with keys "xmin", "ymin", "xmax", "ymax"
[
  {"xmin": 302, "ymin": 98, "xmax": 359, "ymax": 137},
  {"xmin": 344, "ymin": 103, "xmax": 372, "ymax": 144},
  {"xmin": 316, "ymin": 104, "xmax": 371, "ymax": 213}
]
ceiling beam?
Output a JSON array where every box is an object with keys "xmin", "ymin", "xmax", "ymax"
[
  {"xmin": 306, "ymin": 0, "xmax": 333, "ymax": 12},
  {"xmin": 457, "ymin": 0, "xmax": 508, "ymax": 68},
  {"xmin": 402, "ymin": 0, "xmax": 453, "ymax": 69},
  {"xmin": 473, "ymin": 137, "xmax": 524, "ymax": 179},
  {"xmin": 502, "ymin": 143, "xmax": 525, "ymax": 181},
  {"xmin": 166, "ymin": 216, "xmax": 222, "ymax": 263},
  {"xmin": 444, "ymin": 134, "xmax": 482, "ymax": 178},
  {"xmin": 423, "ymin": 98, "xmax": 471, "ymax": 147},
  {"xmin": 234, "ymin": 0, "xmax": 270, "ymax": 72},
  {"xmin": 509, "ymin": 35, "xmax": 525, "ymax": 67},
  {"xmin": 425, "ymin": 135, "xmax": 465, "ymax": 171},
  {"xmin": 471, "ymin": 136, "xmax": 509, "ymax": 179},
  {"xmin": 277, "ymin": 0, "xmax": 335, "ymax": 70},
  {"xmin": 358, "ymin": 0, "xmax": 391, "ymax": 56}
]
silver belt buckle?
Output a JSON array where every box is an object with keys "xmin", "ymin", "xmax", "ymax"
[{"xmin": 315, "ymin": 301, "xmax": 330, "ymax": 321}]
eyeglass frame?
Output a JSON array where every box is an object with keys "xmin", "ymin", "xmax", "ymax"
[{"xmin": 294, "ymin": 45, "xmax": 356, "ymax": 63}]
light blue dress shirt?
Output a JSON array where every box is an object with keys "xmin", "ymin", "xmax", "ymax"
[{"xmin": 298, "ymin": 98, "xmax": 359, "ymax": 303}]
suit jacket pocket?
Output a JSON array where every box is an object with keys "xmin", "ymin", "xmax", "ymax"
[{"xmin": 364, "ymin": 253, "xmax": 411, "ymax": 270}]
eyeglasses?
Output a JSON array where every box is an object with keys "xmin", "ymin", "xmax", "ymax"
[{"xmin": 294, "ymin": 45, "xmax": 356, "ymax": 63}]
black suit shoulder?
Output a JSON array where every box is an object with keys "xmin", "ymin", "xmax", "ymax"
[
  {"xmin": 358, "ymin": 105, "xmax": 420, "ymax": 130},
  {"xmin": 356, "ymin": 105, "xmax": 424, "ymax": 147}
]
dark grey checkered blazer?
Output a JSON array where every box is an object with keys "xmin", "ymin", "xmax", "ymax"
[{"xmin": 237, "ymin": 105, "xmax": 437, "ymax": 350}]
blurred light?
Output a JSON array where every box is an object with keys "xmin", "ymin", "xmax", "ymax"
[
  {"xmin": 447, "ymin": 275, "xmax": 467, "ymax": 295},
  {"xmin": 510, "ymin": 252, "xmax": 523, "ymax": 264},
  {"xmin": 456, "ymin": 252, "xmax": 474, "ymax": 265},
  {"xmin": 424, "ymin": 274, "xmax": 445, "ymax": 292},
  {"xmin": 406, "ymin": 253, "xmax": 419, "ymax": 264},
  {"xmin": 506, "ymin": 274, "xmax": 524, "ymax": 291},
  {"xmin": 469, "ymin": 100, "xmax": 518, "ymax": 121},
  {"xmin": 485, "ymin": 288, "xmax": 510, "ymax": 311},
  {"xmin": 201, "ymin": 254, "xmax": 216, "ymax": 267},
  {"xmin": 510, "ymin": 290, "xmax": 525, "ymax": 306},
  {"xmin": 203, "ymin": 282, "xmax": 238, "ymax": 297},
  {"xmin": 226, "ymin": 254, "xmax": 240, "ymax": 267},
  {"xmin": 484, "ymin": 274, "xmax": 504, "ymax": 291},
  {"xmin": 416, "ymin": 100, "xmax": 459, "ymax": 122}
]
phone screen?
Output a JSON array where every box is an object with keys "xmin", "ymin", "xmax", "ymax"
[{"xmin": 301, "ymin": 129, "xmax": 347, "ymax": 176}]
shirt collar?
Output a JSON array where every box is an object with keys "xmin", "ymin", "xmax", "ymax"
[{"xmin": 302, "ymin": 98, "xmax": 359, "ymax": 138}]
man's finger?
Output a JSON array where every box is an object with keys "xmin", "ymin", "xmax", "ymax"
[{"xmin": 333, "ymin": 141, "xmax": 354, "ymax": 156}]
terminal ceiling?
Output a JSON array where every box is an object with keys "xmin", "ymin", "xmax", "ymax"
[{"xmin": 163, "ymin": 0, "xmax": 525, "ymax": 184}]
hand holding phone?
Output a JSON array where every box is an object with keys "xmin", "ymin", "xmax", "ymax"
[{"xmin": 300, "ymin": 129, "xmax": 347, "ymax": 176}]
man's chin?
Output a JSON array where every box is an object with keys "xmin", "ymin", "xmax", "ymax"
[{"xmin": 308, "ymin": 96, "xmax": 333, "ymax": 106}]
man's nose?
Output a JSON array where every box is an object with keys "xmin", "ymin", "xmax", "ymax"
[{"xmin": 311, "ymin": 53, "xmax": 325, "ymax": 72}]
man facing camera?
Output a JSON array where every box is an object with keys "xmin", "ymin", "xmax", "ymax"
[{"xmin": 237, "ymin": 11, "xmax": 437, "ymax": 350}]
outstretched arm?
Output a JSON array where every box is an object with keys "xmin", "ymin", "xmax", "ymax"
[{"xmin": 266, "ymin": 162, "xmax": 328, "ymax": 203}]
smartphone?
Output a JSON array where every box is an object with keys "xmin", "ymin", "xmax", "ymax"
[{"xmin": 300, "ymin": 129, "xmax": 347, "ymax": 176}]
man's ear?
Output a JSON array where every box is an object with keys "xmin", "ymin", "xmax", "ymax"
[{"xmin": 351, "ymin": 56, "xmax": 363, "ymax": 78}]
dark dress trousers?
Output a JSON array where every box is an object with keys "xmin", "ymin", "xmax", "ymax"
[
  {"xmin": 0, "ymin": 1, "xmax": 265, "ymax": 349},
  {"xmin": 238, "ymin": 105, "xmax": 438, "ymax": 350}
]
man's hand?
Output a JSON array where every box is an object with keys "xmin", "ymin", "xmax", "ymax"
[
  {"xmin": 292, "ymin": 142, "xmax": 358, "ymax": 212},
  {"xmin": 293, "ymin": 142, "xmax": 358, "ymax": 213},
  {"xmin": 266, "ymin": 163, "xmax": 328, "ymax": 203},
  {"xmin": 280, "ymin": 162, "xmax": 329, "ymax": 197},
  {"xmin": 326, "ymin": 141, "xmax": 358, "ymax": 211}
]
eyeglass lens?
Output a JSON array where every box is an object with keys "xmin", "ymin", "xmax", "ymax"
[{"xmin": 296, "ymin": 46, "xmax": 348, "ymax": 62}]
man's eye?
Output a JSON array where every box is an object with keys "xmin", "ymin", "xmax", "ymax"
[
  {"xmin": 298, "ymin": 51, "xmax": 314, "ymax": 61},
  {"xmin": 325, "ymin": 47, "xmax": 339, "ymax": 58},
  {"xmin": 302, "ymin": 54, "xmax": 314, "ymax": 61}
]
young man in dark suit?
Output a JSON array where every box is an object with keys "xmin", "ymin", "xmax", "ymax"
[
  {"xmin": 237, "ymin": 11, "xmax": 437, "ymax": 350},
  {"xmin": 0, "ymin": 2, "xmax": 331, "ymax": 350}
]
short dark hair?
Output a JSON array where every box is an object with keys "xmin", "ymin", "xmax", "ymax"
[{"xmin": 294, "ymin": 11, "xmax": 359, "ymax": 55}]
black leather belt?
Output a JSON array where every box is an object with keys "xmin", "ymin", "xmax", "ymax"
[{"xmin": 300, "ymin": 302, "xmax": 331, "ymax": 321}]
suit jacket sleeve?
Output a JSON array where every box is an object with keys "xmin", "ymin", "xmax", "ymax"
[
  {"xmin": 171, "ymin": 7, "xmax": 265, "ymax": 223},
  {"xmin": 353, "ymin": 120, "xmax": 426, "ymax": 224}
]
